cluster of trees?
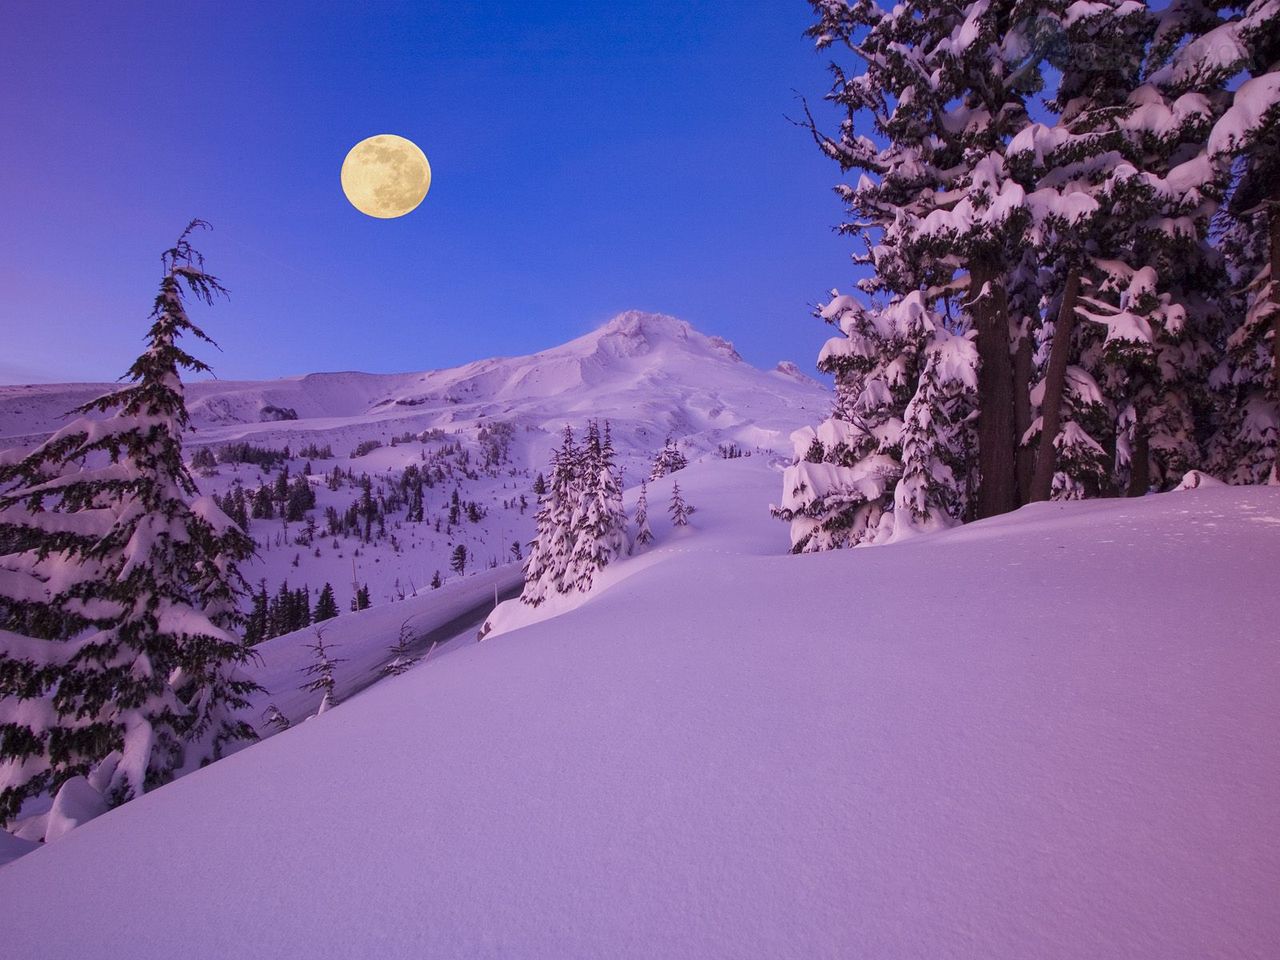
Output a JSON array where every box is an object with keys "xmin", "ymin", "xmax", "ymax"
[
  {"xmin": 0, "ymin": 223, "xmax": 259, "ymax": 827},
  {"xmin": 649, "ymin": 437, "xmax": 688, "ymax": 479},
  {"xmin": 521, "ymin": 423, "xmax": 629, "ymax": 604},
  {"xmin": 777, "ymin": 0, "xmax": 1279, "ymax": 551},
  {"xmin": 242, "ymin": 580, "xmax": 350, "ymax": 646},
  {"xmin": 522, "ymin": 426, "xmax": 697, "ymax": 604},
  {"xmin": 213, "ymin": 464, "xmax": 317, "ymax": 527}
]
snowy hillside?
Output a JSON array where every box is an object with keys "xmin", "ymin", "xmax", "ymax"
[
  {"xmin": 1, "ymin": 457, "xmax": 1276, "ymax": 959},
  {"xmin": 0, "ymin": 311, "xmax": 826, "ymax": 614}
]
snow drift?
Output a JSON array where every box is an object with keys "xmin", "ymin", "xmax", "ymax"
[{"xmin": 0, "ymin": 458, "xmax": 1276, "ymax": 958}]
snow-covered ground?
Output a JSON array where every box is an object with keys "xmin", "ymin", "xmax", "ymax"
[{"xmin": 1, "ymin": 456, "xmax": 1276, "ymax": 958}]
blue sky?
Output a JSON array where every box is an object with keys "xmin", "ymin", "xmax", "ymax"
[{"xmin": 0, "ymin": 2, "xmax": 856, "ymax": 383}]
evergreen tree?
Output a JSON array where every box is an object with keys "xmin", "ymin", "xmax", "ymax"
[
  {"xmin": 788, "ymin": 0, "xmax": 1272, "ymax": 545},
  {"xmin": 382, "ymin": 620, "xmax": 419, "ymax": 677},
  {"xmin": 1203, "ymin": 0, "xmax": 1280, "ymax": 482},
  {"xmin": 669, "ymin": 481, "xmax": 691, "ymax": 527},
  {"xmin": 430, "ymin": 570, "xmax": 442, "ymax": 589},
  {"xmin": 299, "ymin": 630, "xmax": 345, "ymax": 715},
  {"xmin": 569, "ymin": 421, "xmax": 629, "ymax": 591},
  {"xmin": 802, "ymin": 0, "xmax": 1060, "ymax": 518},
  {"xmin": 521, "ymin": 426, "xmax": 580, "ymax": 606},
  {"xmin": 894, "ymin": 329, "xmax": 980, "ymax": 537},
  {"xmin": 312, "ymin": 583, "xmax": 340, "ymax": 623},
  {"xmin": 773, "ymin": 293, "xmax": 954, "ymax": 549},
  {"xmin": 0, "ymin": 220, "xmax": 258, "ymax": 823},
  {"xmin": 244, "ymin": 580, "xmax": 270, "ymax": 646},
  {"xmin": 406, "ymin": 477, "xmax": 425, "ymax": 523},
  {"xmin": 634, "ymin": 480, "xmax": 654, "ymax": 546},
  {"xmin": 190, "ymin": 447, "xmax": 217, "ymax": 473},
  {"xmin": 450, "ymin": 544, "xmax": 468, "ymax": 576}
]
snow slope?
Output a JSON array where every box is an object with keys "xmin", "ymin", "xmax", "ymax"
[
  {"xmin": 1, "ymin": 458, "xmax": 1276, "ymax": 959},
  {"xmin": 248, "ymin": 562, "xmax": 523, "ymax": 727}
]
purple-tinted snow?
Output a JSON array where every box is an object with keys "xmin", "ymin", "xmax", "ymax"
[{"xmin": 0, "ymin": 458, "xmax": 1276, "ymax": 958}]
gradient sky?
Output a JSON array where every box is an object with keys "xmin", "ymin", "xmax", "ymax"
[{"xmin": 0, "ymin": 2, "xmax": 857, "ymax": 384}]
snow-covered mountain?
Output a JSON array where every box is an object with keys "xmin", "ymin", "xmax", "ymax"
[
  {"xmin": 2, "ymin": 458, "xmax": 1276, "ymax": 957},
  {"xmin": 0, "ymin": 311, "xmax": 824, "ymax": 454},
  {"xmin": 0, "ymin": 311, "xmax": 827, "ymax": 609}
]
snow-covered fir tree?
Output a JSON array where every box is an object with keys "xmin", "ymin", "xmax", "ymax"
[
  {"xmin": 569, "ymin": 421, "xmax": 629, "ymax": 592},
  {"xmin": 787, "ymin": 0, "xmax": 1275, "ymax": 548},
  {"xmin": 774, "ymin": 293, "xmax": 975, "ymax": 549},
  {"xmin": 802, "ymin": 0, "xmax": 1065, "ymax": 519},
  {"xmin": 521, "ymin": 426, "xmax": 580, "ymax": 605},
  {"xmin": 649, "ymin": 437, "xmax": 688, "ymax": 480},
  {"xmin": 522, "ymin": 423, "xmax": 629, "ymax": 604},
  {"xmin": 0, "ymin": 221, "xmax": 259, "ymax": 823},
  {"xmin": 1202, "ymin": 0, "xmax": 1280, "ymax": 482},
  {"xmin": 894, "ymin": 329, "xmax": 980, "ymax": 537},
  {"xmin": 299, "ymin": 629, "xmax": 345, "ymax": 716},
  {"xmin": 668, "ymin": 481, "xmax": 691, "ymax": 527},
  {"xmin": 634, "ymin": 480, "xmax": 653, "ymax": 546}
]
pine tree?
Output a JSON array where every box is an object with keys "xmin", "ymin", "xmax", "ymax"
[
  {"xmin": 801, "ymin": 0, "xmax": 1141, "ymax": 517},
  {"xmin": 569, "ymin": 421, "xmax": 629, "ymax": 591},
  {"xmin": 406, "ymin": 477, "xmax": 425, "ymax": 523},
  {"xmin": 773, "ymin": 293, "xmax": 949, "ymax": 550},
  {"xmin": 669, "ymin": 481, "xmax": 691, "ymax": 527},
  {"xmin": 1009, "ymin": 0, "xmax": 1154, "ymax": 500},
  {"xmin": 382, "ymin": 620, "xmax": 419, "ymax": 677},
  {"xmin": 1203, "ymin": 0, "xmax": 1280, "ymax": 482},
  {"xmin": 521, "ymin": 426, "xmax": 580, "ymax": 606},
  {"xmin": 430, "ymin": 570, "xmax": 442, "ymax": 589},
  {"xmin": 893, "ymin": 329, "xmax": 980, "ymax": 537},
  {"xmin": 0, "ymin": 220, "xmax": 259, "ymax": 822},
  {"xmin": 634, "ymin": 480, "xmax": 654, "ymax": 546},
  {"xmin": 312, "ymin": 583, "xmax": 339, "ymax": 623},
  {"xmin": 299, "ymin": 629, "xmax": 345, "ymax": 716},
  {"xmin": 244, "ymin": 580, "xmax": 270, "ymax": 646},
  {"xmin": 450, "ymin": 544, "xmax": 468, "ymax": 576}
]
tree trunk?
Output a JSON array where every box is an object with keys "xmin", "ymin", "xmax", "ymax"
[
  {"xmin": 1029, "ymin": 268, "xmax": 1082, "ymax": 502},
  {"xmin": 970, "ymin": 259, "xmax": 1020, "ymax": 519},
  {"xmin": 1127, "ymin": 418, "xmax": 1150, "ymax": 497},
  {"xmin": 1013, "ymin": 328, "xmax": 1035, "ymax": 505}
]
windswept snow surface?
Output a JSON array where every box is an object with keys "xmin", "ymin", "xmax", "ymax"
[{"xmin": 1, "ymin": 459, "xmax": 1277, "ymax": 959}]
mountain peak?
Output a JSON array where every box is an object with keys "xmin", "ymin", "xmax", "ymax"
[{"xmin": 584, "ymin": 310, "xmax": 742, "ymax": 363}]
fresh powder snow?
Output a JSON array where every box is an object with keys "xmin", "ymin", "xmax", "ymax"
[{"xmin": 0, "ymin": 457, "xmax": 1276, "ymax": 958}]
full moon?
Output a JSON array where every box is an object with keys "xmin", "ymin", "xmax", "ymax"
[{"xmin": 340, "ymin": 134, "xmax": 431, "ymax": 219}]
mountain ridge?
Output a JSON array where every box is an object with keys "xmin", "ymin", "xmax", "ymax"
[{"xmin": 0, "ymin": 311, "xmax": 823, "ymax": 446}]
